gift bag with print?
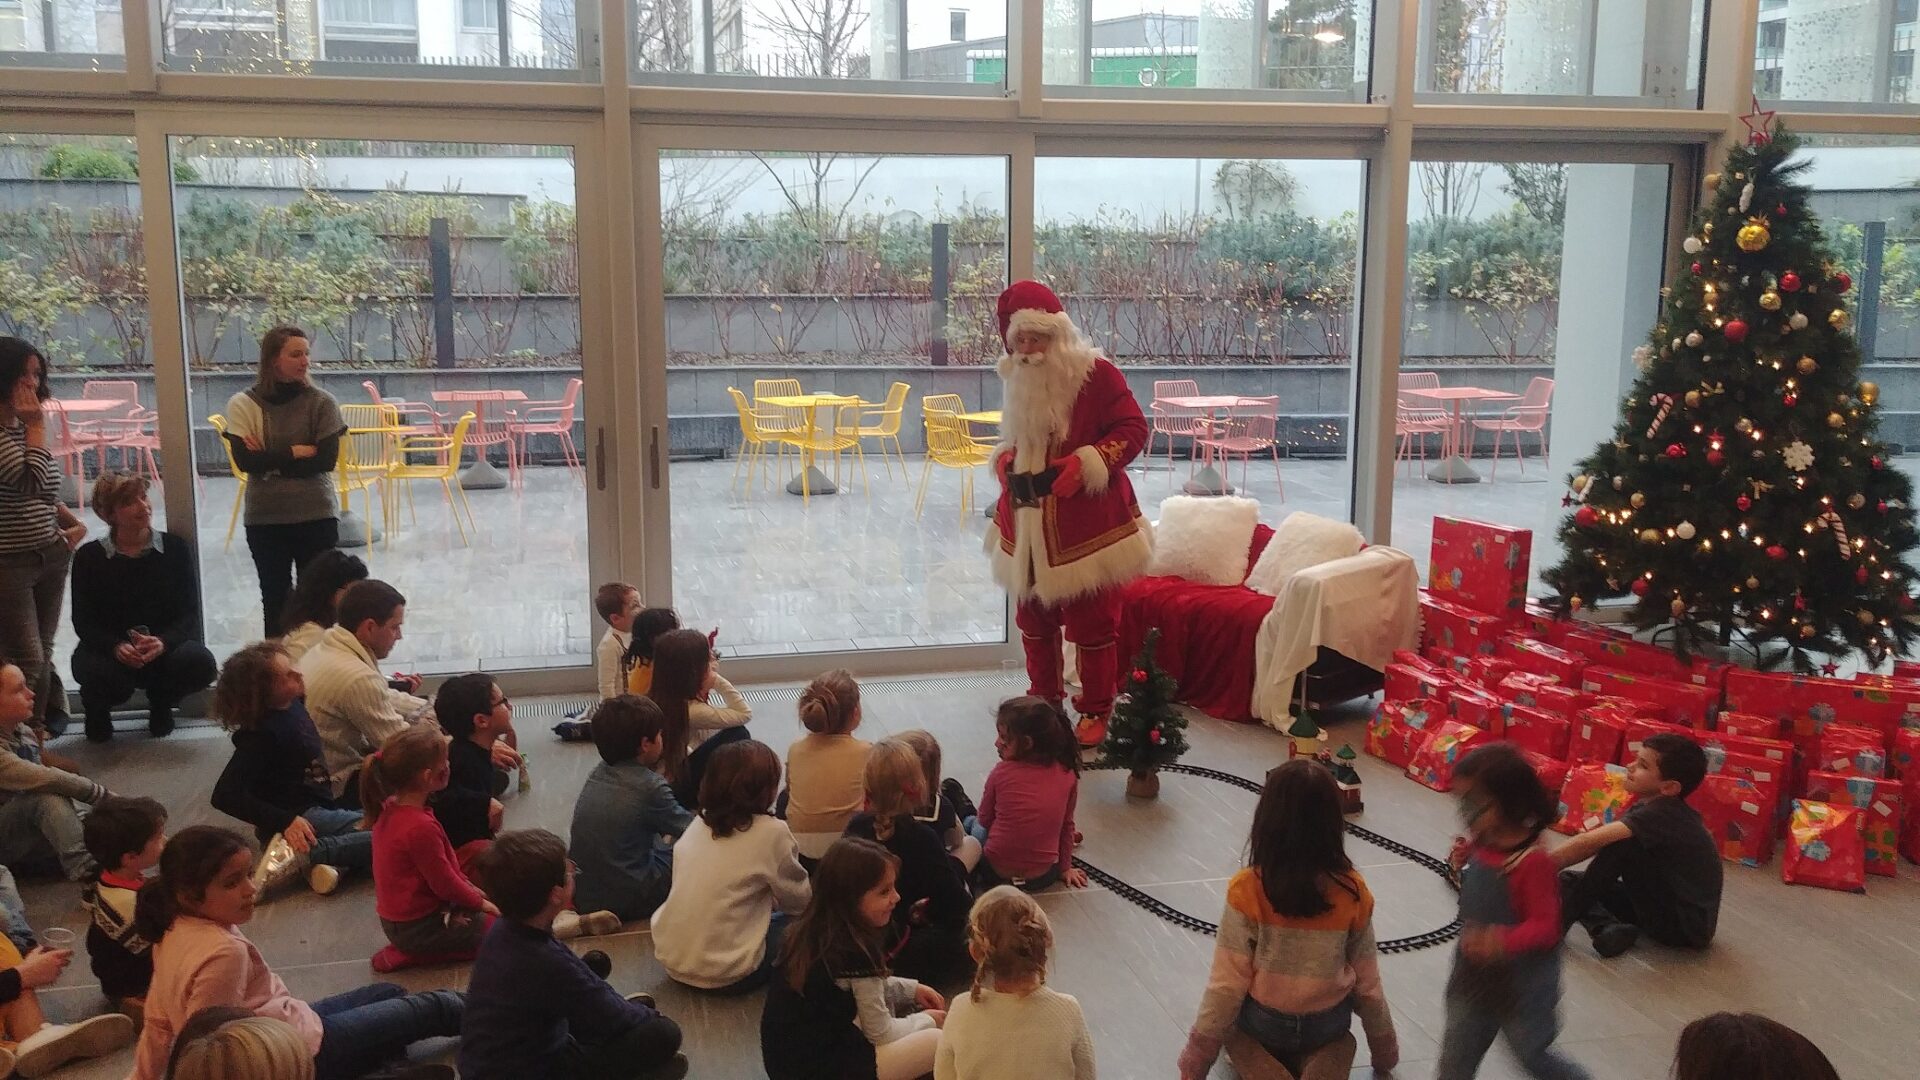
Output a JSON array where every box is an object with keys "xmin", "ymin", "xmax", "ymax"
[
  {"xmin": 1783, "ymin": 800, "xmax": 1868, "ymax": 893},
  {"xmin": 1801, "ymin": 772, "xmax": 1902, "ymax": 877},
  {"xmin": 1405, "ymin": 719, "xmax": 1486, "ymax": 793},
  {"xmin": 1552, "ymin": 762, "xmax": 1635, "ymax": 836}
]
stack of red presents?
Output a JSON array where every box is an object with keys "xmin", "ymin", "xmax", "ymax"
[{"xmin": 1371, "ymin": 515, "xmax": 1920, "ymax": 895}]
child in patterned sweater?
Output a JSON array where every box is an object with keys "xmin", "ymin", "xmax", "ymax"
[{"xmin": 81, "ymin": 795, "xmax": 167, "ymax": 1017}]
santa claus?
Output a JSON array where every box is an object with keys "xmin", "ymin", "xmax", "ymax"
[{"xmin": 988, "ymin": 280, "xmax": 1153, "ymax": 748}]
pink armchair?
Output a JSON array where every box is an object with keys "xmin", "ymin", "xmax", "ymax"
[
  {"xmin": 1470, "ymin": 376, "xmax": 1554, "ymax": 479},
  {"xmin": 506, "ymin": 377, "xmax": 584, "ymax": 477}
]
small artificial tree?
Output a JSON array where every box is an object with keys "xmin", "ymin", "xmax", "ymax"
[
  {"xmin": 1098, "ymin": 629, "xmax": 1189, "ymax": 788},
  {"xmin": 1542, "ymin": 118, "xmax": 1920, "ymax": 670}
]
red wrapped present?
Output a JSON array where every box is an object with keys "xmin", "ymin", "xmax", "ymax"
[
  {"xmin": 1523, "ymin": 750, "xmax": 1571, "ymax": 795},
  {"xmin": 1717, "ymin": 711, "xmax": 1783, "ymax": 740},
  {"xmin": 1801, "ymin": 772, "xmax": 1902, "ymax": 876},
  {"xmin": 1687, "ymin": 773, "xmax": 1778, "ymax": 866},
  {"xmin": 1468, "ymin": 656, "xmax": 1517, "ymax": 690},
  {"xmin": 1894, "ymin": 660, "xmax": 1920, "ymax": 681},
  {"xmin": 1568, "ymin": 708, "xmax": 1631, "ymax": 765},
  {"xmin": 1815, "ymin": 727, "xmax": 1890, "ymax": 779},
  {"xmin": 1496, "ymin": 672, "xmax": 1593, "ymax": 717},
  {"xmin": 1392, "ymin": 649, "xmax": 1443, "ymax": 673},
  {"xmin": 1701, "ymin": 741, "xmax": 1789, "ymax": 793},
  {"xmin": 1553, "ymin": 762, "xmax": 1635, "ymax": 836},
  {"xmin": 1782, "ymin": 800, "xmax": 1868, "ymax": 893},
  {"xmin": 1618, "ymin": 718, "xmax": 1698, "ymax": 767},
  {"xmin": 1512, "ymin": 600, "xmax": 1561, "ymax": 640},
  {"xmin": 1385, "ymin": 662, "xmax": 1457, "ymax": 705},
  {"xmin": 1589, "ymin": 695, "xmax": 1664, "ymax": 720},
  {"xmin": 1904, "ymin": 795, "xmax": 1920, "ymax": 864},
  {"xmin": 1893, "ymin": 729, "xmax": 1920, "ymax": 781},
  {"xmin": 1368, "ymin": 698, "xmax": 1442, "ymax": 769},
  {"xmin": 1557, "ymin": 628, "xmax": 1729, "ymax": 690},
  {"xmin": 1499, "ymin": 636, "xmax": 1587, "ymax": 685},
  {"xmin": 1448, "ymin": 685, "xmax": 1508, "ymax": 736},
  {"xmin": 1420, "ymin": 594, "xmax": 1507, "ymax": 658},
  {"xmin": 1424, "ymin": 647, "xmax": 1474, "ymax": 678},
  {"xmin": 1429, "ymin": 516, "xmax": 1532, "ymax": 618},
  {"xmin": 1580, "ymin": 666, "xmax": 1719, "ymax": 728},
  {"xmin": 1503, "ymin": 704, "xmax": 1571, "ymax": 761},
  {"xmin": 1702, "ymin": 731, "xmax": 1793, "ymax": 769},
  {"xmin": 1406, "ymin": 720, "xmax": 1486, "ymax": 793},
  {"xmin": 1723, "ymin": 670, "xmax": 1907, "ymax": 745}
]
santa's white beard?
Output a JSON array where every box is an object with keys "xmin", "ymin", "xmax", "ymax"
[{"xmin": 1000, "ymin": 341, "xmax": 1093, "ymax": 469}]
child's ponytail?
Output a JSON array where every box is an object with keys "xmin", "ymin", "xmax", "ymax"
[
  {"xmin": 134, "ymin": 826, "xmax": 252, "ymax": 942},
  {"xmin": 358, "ymin": 724, "xmax": 450, "ymax": 825},
  {"xmin": 862, "ymin": 739, "xmax": 923, "ymax": 843},
  {"xmin": 967, "ymin": 885, "xmax": 1054, "ymax": 1003}
]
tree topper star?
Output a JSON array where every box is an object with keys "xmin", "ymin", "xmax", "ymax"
[
  {"xmin": 1741, "ymin": 95, "xmax": 1777, "ymax": 146},
  {"xmin": 1820, "ymin": 661, "xmax": 1840, "ymax": 677}
]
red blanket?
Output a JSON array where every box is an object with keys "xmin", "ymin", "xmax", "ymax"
[{"xmin": 1116, "ymin": 525, "xmax": 1275, "ymax": 723}]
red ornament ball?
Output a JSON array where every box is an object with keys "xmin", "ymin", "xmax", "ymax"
[
  {"xmin": 1723, "ymin": 320, "xmax": 1749, "ymax": 344},
  {"xmin": 1903, "ymin": 595, "xmax": 1916, "ymax": 611},
  {"xmin": 1780, "ymin": 271, "xmax": 1801, "ymax": 292},
  {"xmin": 1707, "ymin": 449, "xmax": 1725, "ymax": 467},
  {"xmin": 1767, "ymin": 545, "xmax": 1788, "ymax": 560},
  {"xmin": 1879, "ymin": 500, "xmax": 1890, "ymax": 514},
  {"xmin": 1736, "ymin": 495, "xmax": 1752, "ymax": 511},
  {"xmin": 1794, "ymin": 594, "xmax": 1807, "ymax": 611},
  {"xmin": 1857, "ymin": 566, "xmax": 1871, "ymax": 585},
  {"xmin": 1784, "ymin": 391, "xmax": 1799, "ymax": 406},
  {"xmin": 1131, "ymin": 668, "xmax": 1148, "ymax": 682},
  {"xmin": 1834, "ymin": 271, "xmax": 1852, "ymax": 293},
  {"xmin": 1665, "ymin": 443, "xmax": 1687, "ymax": 458},
  {"xmin": 1691, "ymin": 262, "xmax": 1703, "ymax": 275},
  {"xmin": 1631, "ymin": 579, "xmax": 1650, "ymax": 596},
  {"xmin": 1147, "ymin": 729, "xmax": 1162, "ymax": 744},
  {"xmin": 1574, "ymin": 506, "xmax": 1599, "ymax": 528},
  {"xmin": 1872, "ymin": 456, "xmax": 1884, "ymax": 470}
]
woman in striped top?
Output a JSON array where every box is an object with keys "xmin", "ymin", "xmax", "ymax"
[
  {"xmin": 0, "ymin": 338, "xmax": 88, "ymax": 730},
  {"xmin": 1178, "ymin": 759, "xmax": 1398, "ymax": 1080}
]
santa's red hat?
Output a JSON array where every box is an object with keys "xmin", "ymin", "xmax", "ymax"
[{"xmin": 997, "ymin": 280, "xmax": 1074, "ymax": 346}]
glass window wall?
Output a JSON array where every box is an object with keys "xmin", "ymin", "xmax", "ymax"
[
  {"xmin": 0, "ymin": 0, "xmax": 125, "ymax": 67},
  {"xmin": 1415, "ymin": 0, "xmax": 1705, "ymax": 106},
  {"xmin": 1039, "ymin": 0, "xmax": 1368, "ymax": 98},
  {"xmin": 1755, "ymin": 0, "xmax": 1917, "ymax": 109},
  {"xmin": 632, "ymin": 0, "xmax": 1006, "ymax": 88},
  {"xmin": 161, "ymin": 0, "xmax": 582, "ymax": 73}
]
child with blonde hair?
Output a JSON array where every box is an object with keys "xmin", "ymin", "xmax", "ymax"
[
  {"xmin": 935, "ymin": 886, "xmax": 1093, "ymax": 1080},
  {"xmin": 166, "ymin": 1008, "xmax": 313, "ymax": 1080},
  {"xmin": 895, "ymin": 729, "xmax": 982, "ymax": 873},
  {"xmin": 784, "ymin": 670, "xmax": 871, "ymax": 862},
  {"xmin": 845, "ymin": 739, "xmax": 972, "ymax": 981}
]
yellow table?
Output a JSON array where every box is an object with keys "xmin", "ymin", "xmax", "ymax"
[
  {"xmin": 957, "ymin": 409, "xmax": 1002, "ymax": 426},
  {"xmin": 759, "ymin": 393, "xmax": 865, "ymax": 496}
]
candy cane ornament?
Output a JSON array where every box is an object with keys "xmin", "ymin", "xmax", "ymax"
[
  {"xmin": 1817, "ymin": 509, "xmax": 1850, "ymax": 558},
  {"xmin": 1646, "ymin": 394, "xmax": 1674, "ymax": 439}
]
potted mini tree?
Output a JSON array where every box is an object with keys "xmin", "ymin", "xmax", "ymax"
[{"xmin": 1097, "ymin": 630, "xmax": 1190, "ymax": 798}]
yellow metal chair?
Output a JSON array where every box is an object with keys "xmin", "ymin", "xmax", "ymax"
[
  {"xmin": 917, "ymin": 407, "xmax": 995, "ymax": 520},
  {"xmin": 856, "ymin": 381, "xmax": 910, "ymax": 478},
  {"xmin": 386, "ymin": 412, "xmax": 479, "ymax": 546},
  {"xmin": 207, "ymin": 414, "xmax": 248, "ymax": 551},
  {"xmin": 753, "ymin": 377, "xmax": 806, "ymax": 476},
  {"xmin": 726, "ymin": 387, "xmax": 792, "ymax": 494},
  {"xmin": 787, "ymin": 403, "xmax": 868, "ymax": 503},
  {"xmin": 337, "ymin": 404, "xmax": 400, "ymax": 552}
]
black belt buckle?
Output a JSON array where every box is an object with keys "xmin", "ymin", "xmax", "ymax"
[{"xmin": 1009, "ymin": 467, "xmax": 1058, "ymax": 508}]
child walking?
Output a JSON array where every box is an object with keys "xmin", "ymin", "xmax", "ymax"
[
  {"xmin": 783, "ymin": 670, "xmax": 871, "ymax": 862},
  {"xmin": 844, "ymin": 739, "xmax": 972, "ymax": 982},
  {"xmin": 1178, "ymin": 759, "xmax": 1397, "ymax": 1080},
  {"xmin": 647, "ymin": 628, "xmax": 750, "ymax": 808},
  {"xmin": 210, "ymin": 643, "xmax": 370, "ymax": 897},
  {"xmin": 362, "ymin": 725, "xmax": 499, "ymax": 971},
  {"xmin": 760, "ymin": 837, "xmax": 944, "ymax": 1080},
  {"xmin": 651, "ymin": 740, "xmax": 810, "ymax": 992},
  {"xmin": 81, "ymin": 795, "xmax": 167, "ymax": 1018},
  {"xmin": 1437, "ymin": 743, "xmax": 1590, "ymax": 1080},
  {"xmin": 936, "ymin": 886, "xmax": 1093, "ymax": 1080},
  {"xmin": 972, "ymin": 698, "xmax": 1086, "ymax": 892},
  {"xmin": 896, "ymin": 729, "xmax": 982, "ymax": 873},
  {"xmin": 129, "ymin": 825, "xmax": 463, "ymax": 1080}
]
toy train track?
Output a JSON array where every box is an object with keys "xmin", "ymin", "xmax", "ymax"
[{"xmin": 1076, "ymin": 762, "xmax": 1462, "ymax": 954}]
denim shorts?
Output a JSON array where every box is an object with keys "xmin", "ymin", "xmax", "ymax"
[{"xmin": 1237, "ymin": 994, "xmax": 1354, "ymax": 1062}]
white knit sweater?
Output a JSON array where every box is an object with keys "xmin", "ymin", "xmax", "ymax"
[
  {"xmin": 299, "ymin": 625, "xmax": 430, "ymax": 793},
  {"xmin": 935, "ymin": 985, "xmax": 1096, "ymax": 1080}
]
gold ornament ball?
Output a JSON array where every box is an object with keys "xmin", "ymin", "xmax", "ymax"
[
  {"xmin": 1860, "ymin": 610, "xmax": 1876, "ymax": 626},
  {"xmin": 1705, "ymin": 172, "xmax": 1721, "ymax": 188},
  {"xmin": 1849, "ymin": 493, "xmax": 1867, "ymax": 510},
  {"xmin": 1639, "ymin": 528, "xmax": 1661, "ymax": 542},
  {"xmin": 1735, "ymin": 418, "xmax": 1754, "ymax": 433},
  {"xmin": 1671, "ymin": 598, "xmax": 1688, "ymax": 617},
  {"xmin": 1797, "ymin": 356, "xmax": 1817, "ymax": 375},
  {"xmin": 1570, "ymin": 596, "xmax": 1584, "ymax": 611},
  {"xmin": 1861, "ymin": 381, "xmax": 1879, "ymax": 405},
  {"xmin": 1736, "ymin": 220, "xmax": 1771, "ymax": 252},
  {"xmin": 1830, "ymin": 308, "xmax": 1849, "ymax": 330},
  {"xmin": 1684, "ymin": 390, "xmax": 1701, "ymax": 408},
  {"xmin": 1800, "ymin": 623, "xmax": 1816, "ymax": 639},
  {"xmin": 1630, "ymin": 492, "xmax": 1646, "ymax": 509},
  {"xmin": 1759, "ymin": 289, "xmax": 1782, "ymax": 311},
  {"xmin": 1828, "ymin": 412, "xmax": 1846, "ymax": 429},
  {"xmin": 1746, "ymin": 576, "xmax": 1760, "ymax": 590}
]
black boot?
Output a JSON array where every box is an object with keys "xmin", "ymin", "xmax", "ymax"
[
  {"xmin": 84, "ymin": 708, "xmax": 114, "ymax": 743},
  {"xmin": 941, "ymin": 778, "xmax": 979, "ymax": 822},
  {"xmin": 148, "ymin": 700, "xmax": 175, "ymax": 738}
]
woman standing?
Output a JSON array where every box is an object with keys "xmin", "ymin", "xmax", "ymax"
[
  {"xmin": 222, "ymin": 327, "xmax": 346, "ymax": 638},
  {"xmin": 0, "ymin": 338, "xmax": 88, "ymax": 731}
]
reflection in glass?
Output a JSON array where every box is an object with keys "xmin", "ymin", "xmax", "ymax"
[
  {"xmin": 633, "ymin": 0, "xmax": 1008, "ymax": 85},
  {"xmin": 1038, "ymin": 0, "xmax": 1366, "ymax": 96},
  {"xmin": 1416, "ymin": 0, "xmax": 1703, "ymax": 105},
  {"xmin": 1755, "ymin": 0, "xmax": 1917, "ymax": 107},
  {"xmin": 161, "ymin": 0, "xmax": 580, "ymax": 72}
]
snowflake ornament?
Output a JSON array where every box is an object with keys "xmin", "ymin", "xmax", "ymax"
[
  {"xmin": 1783, "ymin": 440, "xmax": 1814, "ymax": 472},
  {"xmin": 1631, "ymin": 344, "xmax": 1654, "ymax": 371}
]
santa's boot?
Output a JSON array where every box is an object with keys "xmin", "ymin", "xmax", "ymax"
[
  {"xmin": 1071, "ymin": 635, "xmax": 1118, "ymax": 748},
  {"xmin": 1073, "ymin": 711, "xmax": 1109, "ymax": 749}
]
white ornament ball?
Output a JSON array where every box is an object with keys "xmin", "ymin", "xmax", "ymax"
[
  {"xmin": 1676, "ymin": 521, "xmax": 1696, "ymax": 540},
  {"xmin": 1683, "ymin": 236, "xmax": 1703, "ymax": 254},
  {"xmin": 1613, "ymin": 476, "xmax": 1626, "ymax": 490},
  {"xmin": 1790, "ymin": 312, "xmax": 1809, "ymax": 330},
  {"xmin": 1632, "ymin": 344, "xmax": 1654, "ymax": 371},
  {"xmin": 1685, "ymin": 331, "xmax": 1704, "ymax": 348}
]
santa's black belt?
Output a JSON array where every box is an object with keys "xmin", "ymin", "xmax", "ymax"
[{"xmin": 1007, "ymin": 467, "xmax": 1060, "ymax": 508}]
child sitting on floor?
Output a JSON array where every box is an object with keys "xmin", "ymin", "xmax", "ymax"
[
  {"xmin": 0, "ymin": 660, "xmax": 109, "ymax": 882},
  {"xmin": 970, "ymin": 698, "xmax": 1087, "ymax": 892},
  {"xmin": 1671, "ymin": 1012, "xmax": 1839, "ymax": 1080},
  {"xmin": 896, "ymin": 729, "xmax": 982, "ymax": 874},
  {"xmin": 461, "ymin": 829, "xmax": 685, "ymax": 1080},
  {"xmin": 0, "ymin": 925, "xmax": 133, "ymax": 1077},
  {"xmin": 760, "ymin": 837, "xmax": 944, "ymax": 1080},
  {"xmin": 623, "ymin": 608, "xmax": 682, "ymax": 697},
  {"xmin": 783, "ymin": 670, "xmax": 871, "ymax": 863},
  {"xmin": 209, "ymin": 643, "xmax": 369, "ymax": 898},
  {"xmin": 278, "ymin": 552, "xmax": 367, "ymax": 664},
  {"xmin": 647, "ymin": 628, "xmax": 751, "ymax": 809},
  {"xmin": 937, "ymin": 886, "xmax": 1094, "ymax": 1080},
  {"xmin": 165, "ymin": 1008, "xmax": 317, "ymax": 1080},
  {"xmin": 569, "ymin": 695, "xmax": 691, "ymax": 922},
  {"xmin": 1554, "ymin": 732, "xmax": 1721, "ymax": 959},
  {"xmin": 364, "ymin": 724, "xmax": 499, "ymax": 971},
  {"xmin": 82, "ymin": 795, "xmax": 166, "ymax": 1021},
  {"xmin": 651, "ymin": 740, "xmax": 810, "ymax": 993},
  {"xmin": 844, "ymin": 739, "xmax": 972, "ymax": 982},
  {"xmin": 432, "ymin": 674, "xmax": 521, "ymax": 869},
  {"xmin": 594, "ymin": 583, "xmax": 642, "ymax": 704}
]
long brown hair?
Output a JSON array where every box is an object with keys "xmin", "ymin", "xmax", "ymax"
[
  {"xmin": 213, "ymin": 642, "xmax": 292, "ymax": 733},
  {"xmin": 646, "ymin": 628, "xmax": 712, "ymax": 782},
  {"xmin": 358, "ymin": 725, "xmax": 450, "ymax": 825},
  {"xmin": 862, "ymin": 739, "xmax": 924, "ymax": 842},
  {"xmin": 797, "ymin": 670, "xmax": 860, "ymax": 735},
  {"xmin": 134, "ymin": 826, "xmax": 252, "ymax": 942},
  {"xmin": 781, "ymin": 837, "xmax": 897, "ymax": 992},
  {"xmin": 1249, "ymin": 759, "xmax": 1358, "ymax": 918},
  {"xmin": 697, "ymin": 739, "xmax": 780, "ymax": 839},
  {"xmin": 255, "ymin": 326, "xmax": 307, "ymax": 392},
  {"xmin": 894, "ymin": 729, "xmax": 943, "ymax": 817},
  {"xmin": 1672, "ymin": 1013, "xmax": 1839, "ymax": 1080},
  {"xmin": 967, "ymin": 886, "xmax": 1053, "ymax": 1002},
  {"xmin": 996, "ymin": 696, "xmax": 1079, "ymax": 772}
]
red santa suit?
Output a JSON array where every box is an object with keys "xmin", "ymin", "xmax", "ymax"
[{"xmin": 987, "ymin": 281, "xmax": 1153, "ymax": 745}]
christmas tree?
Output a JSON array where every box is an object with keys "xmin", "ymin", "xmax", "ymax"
[
  {"xmin": 1097, "ymin": 629, "xmax": 1189, "ymax": 774},
  {"xmin": 1543, "ymin": 118, "xmax": 1920, "ymax": 669}
]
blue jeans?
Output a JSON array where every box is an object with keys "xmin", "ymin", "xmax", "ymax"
[
  {"xmin": 312, "ymin": 982, "xmax": 464, "ymax": 1080},
  {"xmin": 1240, "ymin": 996, "xmax": 1353, "ymax": 1071},
  {"xmin": 0, "ymin": 865, "xmax": 34, "ymax": 952},
  {"xmin": 0, "ymin": 792, "xmax": 93, "ymax": 881},
  {"xmin": 303, "ymin": 807, "xmax": 374, "ymax": 875},
  {"xmin": 709, "ymin": 912, "xmax": 790, "ymax": 996},
  {"xmin": 1436, "ymin": 975, "xmax": 1590, "ymax": 1080}
]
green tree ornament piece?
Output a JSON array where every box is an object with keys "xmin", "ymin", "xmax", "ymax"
[
  {"xmin": 1097, "ymin": 629, "xmax": 1190, "ymax": 777},
  {"xmin": 1542, "ymin": 124, "xmax": 1920, "ymax": 670}
]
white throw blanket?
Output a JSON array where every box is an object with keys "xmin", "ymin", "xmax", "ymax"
[{"xmin": 1250, "ymin": 546, "xmax": 1421, "ymax": 728}]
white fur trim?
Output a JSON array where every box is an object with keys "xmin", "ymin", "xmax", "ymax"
[
  {"xmin": 990, "ymin": 518, "xmax": 1154, "ymax": 606},
  {"xmin": 1244, "ymin": 511, "xmax": 1365, "ymax": 596},
  {"xmin": 1147, "ymin": 495, "xmax": 1260, "ymax": 586},
  {"xmin": 1005, "ymin": 308, "xmax": 1074, "ymax": 344},
  {"xmin": 1072, "ymin": 445, "xmax": 1110, "ymax": 494}
]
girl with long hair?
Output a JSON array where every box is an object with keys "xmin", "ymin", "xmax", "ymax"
[
  {"xmin": 971, "ymin": 697, "xmax": 1086, "ymax": 892},
  {"xmin": 278, "ymin": 551, "xmax": 367, "ymax": 661},
  {"xmin": 760, "ymin": 837, "xmax": 944, "ymax": 1080},
  {"xmin": 1178, "ymin": 759, "xmax": 1397, "ymax": 1080},
  {"xmin": 622, "ymin": 607, "xmax": 681, "ymax": 696},
  {"xmin": 844, "ymin": 739, "xmax": 971, "ymax": 982},
  {"xmin": 646, "ymin": 627, "xmax": 750, "ymax": 807}
]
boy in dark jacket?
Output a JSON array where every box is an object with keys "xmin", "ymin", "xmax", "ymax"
[{"xmin": 433, "ymin": 673, "xmax": 520, "ymax": 868}]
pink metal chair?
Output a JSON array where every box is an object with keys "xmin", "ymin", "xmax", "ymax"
[
  {"xmin": 456, "ymin": 390, "xmax": 521, "ymax": 489},
  {"xmin": 1193, "ymin": 395, "xmax": 1284, "ymax": 499},
  {"xmin": 1395, "ymin": 371, "xmax": 1450, "ymax": 479},
  {"xmin": 1471, "ymin": 376, "xmax": 1555, "ymax": 479},
  {"xmin": 363, "ymin": 380, "xmax": 445, "ymax": 438},
  {"xmin": 1149, "ymin": 379, "xmax": 1206, "ymax": 487},
  {"xmin": 506, "ymin": 377, "xmax": 583, "ymax": 478},
  {"xmin": 73, "ymin": 380, "xmax": 159, "ymax": 479}
]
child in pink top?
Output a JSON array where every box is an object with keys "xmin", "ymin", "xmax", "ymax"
[
  {"xmin": 969, "ymin": 698, "xmax": 1088, "ymax": 892},
  {"xmin": 130, "ymin": 825, "xmax": 462, "ymax": 1080}
]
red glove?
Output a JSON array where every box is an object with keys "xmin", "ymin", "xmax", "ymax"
[
  {"xmin": 1049, "ymin": 453, "xmax": 1084, "ymax": 498},
  {"xmin": 995, "ymin": 449, "xmax": 1014, "ymax": 483}
]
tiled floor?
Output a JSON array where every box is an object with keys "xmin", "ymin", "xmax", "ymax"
[{"xmin": 20, "ymin": 671, "xmax": 1920, "ymax": 1079}]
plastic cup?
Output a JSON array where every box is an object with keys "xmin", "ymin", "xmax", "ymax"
[{"xmin": 40, "ymin": 927, "xmax": 75, "ymax": 950}]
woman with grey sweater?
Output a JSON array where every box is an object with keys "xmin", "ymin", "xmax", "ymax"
[{"xmin": 222, "ymin": 327, "xmax": 348, "ymax": 637}]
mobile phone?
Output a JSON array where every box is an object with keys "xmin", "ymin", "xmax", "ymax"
[{"xmin": 127, "ymin": 625, "xmax": 150, "ymax": 641}]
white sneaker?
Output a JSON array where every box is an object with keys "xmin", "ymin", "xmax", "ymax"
[
  {"xmin": 15, "ymin": 1014, "xmax": 136, "ymax": 1078},
  {"xmin": 251, "ymin": 834, "xmax": 308, "ymax": 896},
  {"xmin": 551, "ymin": 910, "xmax": 620, "ymax": 939},
  {"xmin": 308, "ymin": 864, "xmax": 341, "ymax": 895}
]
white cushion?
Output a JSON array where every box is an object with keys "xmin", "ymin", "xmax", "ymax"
[
  {"xmin": 1244, "ymin": 511, "xmax": 1365, "ymax": 596},
  {"xmin": 1146, "ymin": 496, "xmax": 1260, "ymax": 586}
]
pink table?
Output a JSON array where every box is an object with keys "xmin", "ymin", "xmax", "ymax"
[
  {"xmin": 430, "ymin": 390, "xmax": 526, "ymax": 489},
  {"xmin": 1400, "ymin": 386, "xmax": 1518, "ymax": 484},
  {"xmin": 1158, "ymin": 395, "xmax": 1273, "ymax": 495},
  {"xmin": 47, "ymin": 399, "xmax": 132, "ymax": 504}
]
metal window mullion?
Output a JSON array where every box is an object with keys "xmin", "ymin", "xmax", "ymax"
[
  {"xmin": 132, "ymin": 113, "xmax": 198, "ymax": 554},
  {"xmin": 123, "ymin": 0, "xmax": 160, "ymax": 90}
]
